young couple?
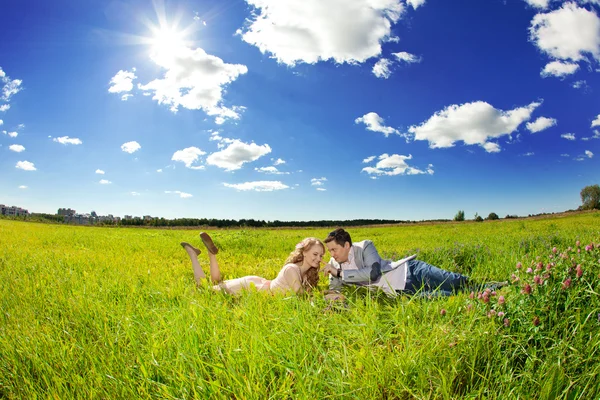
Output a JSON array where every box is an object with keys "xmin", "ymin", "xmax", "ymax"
[{"xmin": 181, "ymin": 228, "xmax": 496, "ymax": 296}]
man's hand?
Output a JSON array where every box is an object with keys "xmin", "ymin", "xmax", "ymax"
[{"xmin": 321, "ymin": 263, "xmax": 338, "ymax": 277}]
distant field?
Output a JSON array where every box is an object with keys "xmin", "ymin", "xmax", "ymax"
[{"xmin": 1, "ymin": 213, "xmax": 599, "ymax": 399}]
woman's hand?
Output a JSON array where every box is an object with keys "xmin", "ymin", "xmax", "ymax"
[{"xmin": 321, "ymin": 263, "xmax": 337, "ymax": 277}]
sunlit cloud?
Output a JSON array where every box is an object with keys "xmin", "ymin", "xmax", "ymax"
[
  {"xmin": 108, "ymin": 69, "xmax": 137, "ymax": 94},
  {"xmin": 99, "ymin": 179, "xmax": 112, "ymax": 184},
  {"xmin": 529, "ymin": 3, "xmax": 600, "ymax": 66},
  {"xmin": 165, "ymin": 190, "xmax": 193, "ymax": 198},
  {"xmin": 171, "ymin": 146, "xmax": 206, "ymax": 169},
  {"xmin": 355, "ymin": 112, "xmax": 399, "ymax": 137},
  {"xmin": 18, "ymin": 185, "xmax": 27, "ymax": 189},
  {"xmin": 206, "ymin": 140, "xmax": 271, "ymax": 171},
  {"xmin": 373, "ymin": 58, "xmax": 393, "ymax": 79},
  {"xmin": 561, "ymin": 133, "xmax": 576, "ymax": 140},
  {"xmin": 53, "ymin": 136, "xmax": 83, "ymax": 145},
  {"xmin": 255, "ymin": 166, "xmax": 289, "ymax": 175},
  {"xmin": 16, "ymin": 160, "xmax": 36, "ymax": 171},
  {"xmin": 96, "ymin": 169, "xmax": 105, "ymax": 174},
  {"xmin": 526, "ymin": 116, "xmax": 557, "ymax": 133},
  {"xmin": 362, "ymin": 153, "xmax": 434, "ymax": 176},
  {"xmin": 223, "ymin": 181, "xmax": 289, "ymax": 191},
  {"xmin": 9, "ymin": 144, "xmax": 25, "ymax": 152},
  {"xmin": 311, "ymin": 177, "xmax": 327, "ymax": 186},
  {"xmin": 121, "ymin": 141, "xmax": 141, "ymax": 153},
  {"xmin": 408, "ymin": 101, "xmax": 541, "ymax": 152},
  {"xmin": 541, "ymin": 60, "xmax": 579, "ymax": 77},
  {"xmin": 238, "ymin": 0, "xmax": 406, "ymax": 66},
  {"xmin": 0, "ymin": 67, "xmax": 23, "ymax": 101}
]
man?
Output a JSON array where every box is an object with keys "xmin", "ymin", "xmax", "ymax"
[{"xmin": 321, "ymin": 228, "xmax": 476, "ymax": 297}]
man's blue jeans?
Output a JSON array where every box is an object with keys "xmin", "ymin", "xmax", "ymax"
[{"xmin": 403, "ymin": 259, "xmax": 469, "ymax": 297}]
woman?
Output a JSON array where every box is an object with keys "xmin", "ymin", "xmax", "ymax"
[{"xmin": 181, "ymin": 232, "xmax": 324, "ymax": 295}]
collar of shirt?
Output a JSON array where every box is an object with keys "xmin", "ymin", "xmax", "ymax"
[{"xmin": 340, "ymin": 245, "xmax": 357, "ymax": 270}]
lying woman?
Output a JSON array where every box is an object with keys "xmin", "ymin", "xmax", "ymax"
[{"xmin": 181, "ymin": 232, "xmax": 324, "ymax": 295}]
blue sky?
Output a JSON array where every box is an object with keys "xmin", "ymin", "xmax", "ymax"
[{"xmin": 1, "ymin": 0, "xmax": 599, "ymax": 221}]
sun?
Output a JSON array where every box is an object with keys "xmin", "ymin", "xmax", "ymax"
[{"xmin": 149, "ymin": 25, "xmax": 188, "ymax": 54}]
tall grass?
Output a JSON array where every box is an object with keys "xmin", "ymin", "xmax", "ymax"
[{"xmin": 1, "ymin": 212, "xmax": 599, "ymax": 398}]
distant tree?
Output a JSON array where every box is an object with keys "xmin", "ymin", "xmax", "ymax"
[
  {"xmin": 474, "ymin": 213, "xmax": 484, "ymax": 222},
  {"xmin": 454, "ymin": 210, "xmax": 465, "ymax": 221},
  {"xmin": 580, "ymin": 184, "xmax": 600, "ymax": 210},
  {"xmin": 487, "ymin": 212, "xmax": 499, "ymax": 220}
]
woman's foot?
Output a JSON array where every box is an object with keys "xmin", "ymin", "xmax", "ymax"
[
  {"xmin": 200, "ymin": 232, "xmax": 219, "ymax": 255},
  {"xmin": 181, "ymin": 242, "xmax": 206, "ymax": 283},
  {"xmin": 180, "ymin": 242, "xmax": 201, "ymax": 255}
]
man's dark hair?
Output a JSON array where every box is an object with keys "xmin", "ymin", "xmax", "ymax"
[{"xmin": 324, "ymin": 228, "xmax": 352, "ymax": 246}]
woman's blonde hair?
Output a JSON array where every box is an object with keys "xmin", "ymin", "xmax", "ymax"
[{"xmin": 285, "ymin": 237, "xmax": 324, "ymax": 289}]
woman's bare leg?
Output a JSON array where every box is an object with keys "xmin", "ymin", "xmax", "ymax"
[
  {"xmin": 200, "ymin": 233, "xmax": 222, "ymax": 283},
  {"xmin": 206, "ymin": 251, "xmax": 222, "ymax": 283},
  {"xmin": 180, "ymin": 242, "xmax": 206, "ymax": 285}
]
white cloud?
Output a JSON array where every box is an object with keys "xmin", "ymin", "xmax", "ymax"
[
  {"xmin": 95, "ymin": 169, "xmax": 105, "ymax": 174},
  {"xmin": 131, "ymin": 191, "xmax": 141, "ymax": 196},
  {"xmin": 0, "ymin": 104, "xmax": 9, "ymax": 112},
  {"xmin": 406, "ymin": 0, "xmax": 426, "ymax": 9},
  {"xmin": 238, "ymin": 0, "xmax": 405, "ymax": 66},
  {"xmin": 171, "ymin": 146, "xmax": 206, "ymax": 169},
  {"xmin": 591, "ymin": 114, "xmax": 600, "ymax": 127},
  {"xmin": 108, "ymin": 69, "xmax": 137, "ymax": 93},
  {"xmin": 561, "ymin": 133, "xmax": 576, "ymax": 140},
  {"xmin": 53, "ymin": 136, "xmax": 83, "ymax": 145},
  {"xmin": 0, "ymin": 119, "xmax": 3, "ymax": 125},
  {"xmin": 316, "ymin": 187, "xmax": 327, "ymax": 191},
  {"xmin": 9, "ymin": 144, "xmax": 25, "ymax": 152},
  {"xmin": 255, "ymin": 166, "xmax": 289, "ymax": 174},
  {"xmin": 157, "ymin": 169, "xmax": 163, "ymax": 173},
  {"xmin": 482, "ymin": 142, "xmax": 501, "ymax": 153},
  {"xmin": 408, "ymin": 101, "xmax": 541, "ymax": 151},
  {"xmin": 121, "ymin": 141, "xmax": 141, "ymax": 153},
  {"xmin": 526, "ymin": 116, "xmax": 557, "ymax": 133},
  {"xmin": 572, "ymin": 80, "xmax": 587, "ymax": 89},
  {"xmin": 373, "ymin": 58, "xmax": 393, "ymax": 78},
  {"xmin": 524, "ymin": 0, "xmax": 549, "ymax": 9},
  {"xmin": 121, "ymin": 94, "xmax": 133, "ymax": 101},
  {"xmin": 355, "ymin": 112, "xmax": 399, "ymax": 136},
  {"xmin": 206, "ymin": 140, "xmax": 271, "ymax": 171},
  {"xmin": 273, "ymin": 158, "xmax": 286, "ymax": 165},
  {"xmin": 5, "ymin": 131, "xmax": 17, "ymax": 137},
  {"xmin": 165, "ymin": 190, "xmax": 193, "ymax": 198},
  {"xmin": 582, "ymin": 129, "xmax": 600, "ymax": 141},
  {"xmin": 0, "ymin": 67, "xmax": 22, "ymax": 101},
  {"xmin": 18, "ymin": 185, "xmax": 27, "ymax": 189},
  {"xmin": 540, "ymin": 60, "xmax": 580, "ymax": 77},
  {"xmin": 223, "ymin": 181, "xmax": 289, "ymax": 191},
  {"xmin": 575, "ymin": 150, "xmax": 594, "ymax": 161},
  {"xmin": 362, "ymin": 155, "xmax": 376, "ymax": 163},
  {"xmin": 311, "ymin": 177, "xmax": 327, "ymax": 186},
  {"xmin": 136, "ymin": 45, "xmax": 248, "ymax": 124},
  {"xmin": 16, "ymin": 161, "xmax": 36, "ymax": 171},
  {"xmin": 392, "ymin": 51, "xmax": 421, "ymax": 63},
  {"xmin": 529, "ymin": 3, "xmax": 600, "ymax": 63},
  {"xmin": 362, "ymin": 153, "xmax": 434, "ymax": 176},
  {"xmin": 523, "ymin": 152, "xmax": 535, "ymax": 156},
  {"xmin": 99, "ymin": 179, "xmax": 112, "ymax": 184}
]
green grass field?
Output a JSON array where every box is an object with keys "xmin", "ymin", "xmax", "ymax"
[{"xmin": 1, "ymin": 213, "xmax": 600, "ymax": 399}]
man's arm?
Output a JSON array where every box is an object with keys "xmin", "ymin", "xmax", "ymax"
[{"xmin": 340, "ymin": 240, "xmax": 383, "ymax": 283}]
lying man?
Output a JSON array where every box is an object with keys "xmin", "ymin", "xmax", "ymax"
[{"xmin": 321, "ymin": 228, "xmax": 503, "ymax": 297}]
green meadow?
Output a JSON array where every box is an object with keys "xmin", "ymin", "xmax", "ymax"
[{"xmin": 1, "ymin": 213, "xmax": 600, "ymax": 399}]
